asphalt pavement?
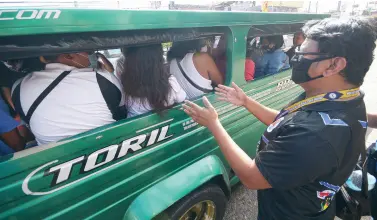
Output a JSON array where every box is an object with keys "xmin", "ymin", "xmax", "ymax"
[{"xmin": 223, "ymin": 51, "xmax": 377, "ymax": 220}]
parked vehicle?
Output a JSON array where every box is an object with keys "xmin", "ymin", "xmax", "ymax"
[{"xmin": 0, "ymin": 8, "xmax": 327, "ymax": 220}]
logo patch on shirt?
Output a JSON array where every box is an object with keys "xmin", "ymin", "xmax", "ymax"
[
  {"xmin": 317, "ymin": 190, "xmax": 336, "ymax": 211},
  {"xmin": 317, "ymin": 190, "xmax": 336, "ymax": 200},
  {"xmin": 317, "ymin": 181, "xmax": 340, "ymax": 212},
  {"xmin": 267, "ymin": 117, "xmax": 284, "ymax": 133},
  {"xmin": 319, "ymin": 181, "xmax": 341, "ymax": 192}
]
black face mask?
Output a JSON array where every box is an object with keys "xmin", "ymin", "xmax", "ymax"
[
  {"xmin": 290, "ymin": 54, "xmax": 333, "ymax": 84},
  {"xmin": 261, "ymin": 44, "xmax": 275, "ymax": 53}
]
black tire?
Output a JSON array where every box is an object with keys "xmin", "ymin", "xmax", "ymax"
[{"xmin": 165, "ymin": 184, "xmax": 228, "ymax": 220}]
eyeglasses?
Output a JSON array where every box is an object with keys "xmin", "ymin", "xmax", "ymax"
[
  {"xmin": 294, "ymin": 51, "xmax": 333, "ymax": 57},
  {"xmin": 295, "ymin": 46, "xmax": 334, "ymax": 57}
]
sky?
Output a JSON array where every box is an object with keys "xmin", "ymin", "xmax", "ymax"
[{"xmin": 0, "ymin": 0, "xmax": 375, "ymax": 11}]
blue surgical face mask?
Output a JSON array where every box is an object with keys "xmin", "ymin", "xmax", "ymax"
[
  {"xmin": 87, "ymin": 53, "xmax": 98, "ymax": 69},
  {"xmin": 76, "ymin": 53, "xmax": 98, "ymax": 69}
]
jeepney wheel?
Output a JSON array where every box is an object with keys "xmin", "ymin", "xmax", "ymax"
[{"xmin": 166, "ymin": 184, "xmax": 227, "ymax": 220}]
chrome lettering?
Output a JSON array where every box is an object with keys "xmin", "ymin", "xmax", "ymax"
[
  {"xmin": 45, "ymin": 156, "xmax": 85, "ymax": 185},
  {"xmin": 36, "ymin": 10, "xmax": 61, "ymax": 19},
  {"xmin": 0, "ymin": 10, "xmax": 17, "ymax": 20},
  {"xmin": 117, "ymin": 134, "xmax": 146, "ymax": 158},
  {"xmin": 0, "ymin": 9, "xmax": 61, "ymax": 21},
  {"xmin": 147, "ymin": 129, "xmax": 159, "ymax": 146},
  {"xmin": 83, "ymin": 144, "xmax": 118, "ymax": 172},
  {"xmin": 16, "ymin": 10, "xmax": 38, "ymax": 20},
  {"xmin": 276, "ymin": 79, "xmax": 294, "ymax": 92},
  {"xmin": 158, "ymin": 125, "xmax": 173, "ymax": 142},
  {"xmin": 23, "ymin": 124, "xmax": 173, "ymax": 195}
]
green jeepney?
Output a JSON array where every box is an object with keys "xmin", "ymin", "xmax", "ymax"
[{"xmin": 0, "ymin": 9, "xmax": 327, "ymax": 220}]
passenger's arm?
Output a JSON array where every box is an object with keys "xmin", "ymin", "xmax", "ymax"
[
  {"xmin": 96, "ymin": 52, "xmax": 115, "ymax": 73},
  {"xmin": 1, "ymin": 128, "xmax": 25, "ymax": 152},
  {"xmin": 284, "ymin": 46, "xmax": 295, "ymax": 61},
  {"xmin": 197, "ymin": 53, "xmax": 224, "ymax": 85},
  {"xmin": 0, "ymin": 111, "xmax": 25, "ymax": 152},
  {"xmin": 5, "ymin": 85, "xmax": 35, "ymax": 141},
  {"xmin": 216, "ymin": 83, "xmax": 279, "ymax": 125},
  {"xmin": 169, "ymin": 76, "xmax": 187, "ymax": 103},
  {"xmin": 2, "ymin": 87, "xmax": 15, "ymax": 110},
  {"xmin": 281, "ymin": 53, "xmax": 290, "ymax": 70},
  {"xmin": 183, "ymin": 97, "xmax": 271, "ymax": 190},
  {"xmin": 368, "ymin": 113, "xmax": 377, "ymax": 129}
]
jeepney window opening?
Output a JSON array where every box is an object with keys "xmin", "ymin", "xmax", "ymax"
[
  {"xmin": 0, "ymin": 27, "xmax": 227, "ymax": 60},
  {"xmin": 0, "ymin": 27, "xmax": 231, "ymax": 156},
  {"xmin": 244, "ymin": 23, "xmax": 305, "ymax": 82}
]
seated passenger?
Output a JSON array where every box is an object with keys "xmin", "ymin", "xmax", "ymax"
[
  {"xmin": 11, "ymin": 52, "xmax": 125, "ymax": 145},
  {"xmin": 212, "ymin": 36, "xmax": 227, "ymax": 80},
  {"xmin": 0, "ymin": 95, "xmax": 25, "ymax": 155},
  {"xmin": 96, "ymin": 52, "xmax": 115, "ymax": 73},
  {"xmin": 285, "ymin": 31, "xmax": 305, "ymax": 65},
  {"xmin": 245, "ymin": 49, "xmax": 256, "ymax": 81},
  {"xmin": 5, "ymin": 57, "xmax": 46, "ymax": 74},
  {"xmin": 1, "ymin": 62, "xmax": 24, "ymax": 111},
  {"xmin": 115, "ymin": 54, "xmax": 125, "ymax": 79},
  {"xmin": 215, "ymin": 37, "xmax": 256, "ymax": 82},
  {"xmin": 1, "ymin": 61, "xmax": 37, "ymax": 142},
  {"xmin": 254, "ymin": 35, "xmax": 290, "ymax": 78},
  {"xmin": 168, "ymin": 39, "xmax": 224, "ymax": 99},
  {"xmin": 119, "ymin": 45, "xmax": 186, "ymax": 118},
  {"xmin": 0, "ymin": 62, "xmax": 25, "ymax": 87}
]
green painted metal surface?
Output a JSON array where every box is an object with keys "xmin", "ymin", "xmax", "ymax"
[
  {"xmin": 0, "ymin": 8, "xmax": 327, "ymax": 219},
  {"xmin": 0, "ymin": 9, "xmax": 327, "ymax": 36},
  {"xmin": 123, "ymin": 155, "xmax": 229, "ymax": 220},
  {"xmin": 0, "ymin": 71, "xmax": 301, "ymax": 220}
]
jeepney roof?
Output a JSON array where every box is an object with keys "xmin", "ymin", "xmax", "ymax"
[{"xmin": 0, "ymin": 9, "xmax": 329, "ymax": 37}]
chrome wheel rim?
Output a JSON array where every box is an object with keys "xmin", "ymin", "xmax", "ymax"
[{"xmin": 179, "ymin": 200, "xmax": 216, "ymax": 220}]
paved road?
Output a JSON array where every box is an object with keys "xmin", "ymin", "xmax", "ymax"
[{"xmin": 224, "ymin": 51, "xmax": 377, "ymax": 220}]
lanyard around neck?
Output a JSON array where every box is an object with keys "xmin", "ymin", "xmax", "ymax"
[{"xmin": 276, "ymin": 88, "xmax": 361, "ymax": 119}]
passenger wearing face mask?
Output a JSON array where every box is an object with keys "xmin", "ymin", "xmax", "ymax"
[
  {"xmin": 285, "ymin": 31, "xmax": 306, "ymax": 65},
  {"xmin": 254, "ymin": 35, "xmax": 290, "ymax": 78},
  {"xmin": 11, "ymin": 52, "xmax": 125, "ymax": 145}
]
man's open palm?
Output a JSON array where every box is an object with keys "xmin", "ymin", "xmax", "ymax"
[{"xmin": 216, "ymin": 82, "xmax": 247, "ymax": 106}]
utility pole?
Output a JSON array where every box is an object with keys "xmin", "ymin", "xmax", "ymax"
[
  {"xmin": 308, "ymin": 1, "xmax": 311, "ymax": 13},
  {"xmin": 315, "ymin": 1, "xmax": 318, "ymax": 14}
]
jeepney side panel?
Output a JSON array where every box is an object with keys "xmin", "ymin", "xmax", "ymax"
[
  {"xmin": 123, "ymin": 155, "xmax": 229, "ymax": 220},
  {"xmin": 0, "ymin": 25, "xmax": 302, "ymax": 220}
]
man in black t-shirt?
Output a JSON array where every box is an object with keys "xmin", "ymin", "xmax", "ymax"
[
  {"xmin": 183, "ymin": 17, "xmax": 376, "ymax": 220},
  {"xmin": 367, "ymin": 113, "xmax": 377, "ymax": 218}
]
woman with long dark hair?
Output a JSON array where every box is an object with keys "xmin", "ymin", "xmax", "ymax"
[
  {"xmin": 120, "ymin": 44, "xmax": 186, "ymax": 117},
  {"xmin": 168, "ymin": 39, "xmax": 224, "ymax": 99}
]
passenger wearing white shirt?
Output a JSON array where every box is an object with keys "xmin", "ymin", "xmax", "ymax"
[
  {"xmin": 11, "ymin": 52, "xmax": 125, "ymax": 145},
  {"xmin": 168, "ymin": 39, "xmax": 224, "ymax": 99},
  {"xmin": 119, "ymin": 45, "xmax": 186, "ymax": 118}
]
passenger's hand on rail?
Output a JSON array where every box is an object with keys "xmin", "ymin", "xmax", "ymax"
[
  {"xmin": 216, "ymin": 82, "xmax": 247, "ymax": 106},
  {"xmin": 183, "ymin": 97, "xmax": 219, "ymax": 130}
]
